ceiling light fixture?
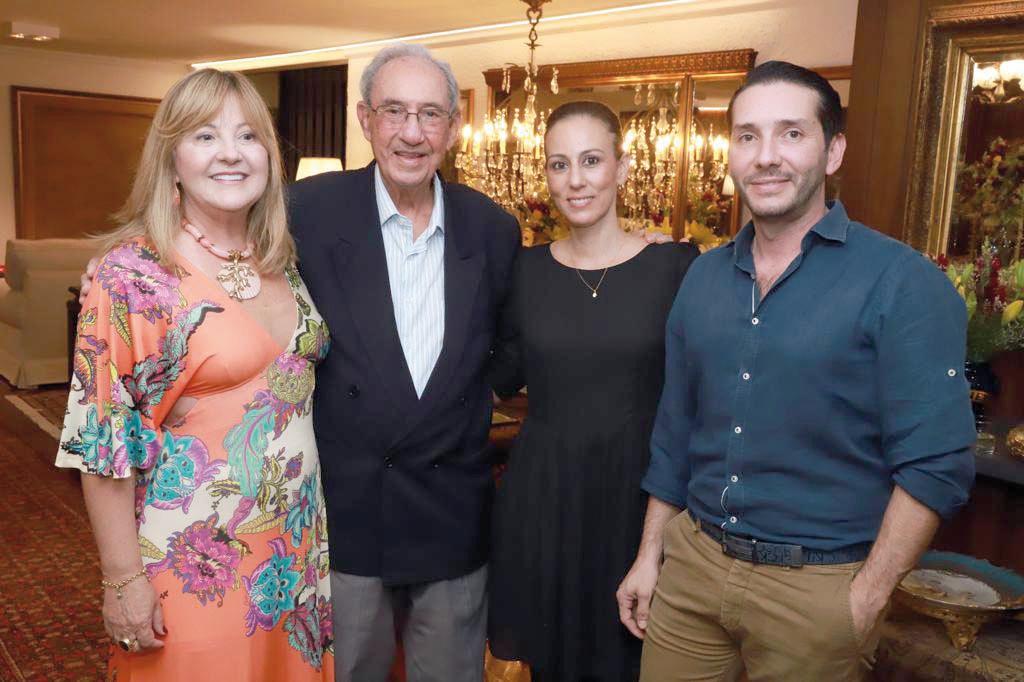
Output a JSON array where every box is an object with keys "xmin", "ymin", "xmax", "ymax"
[
  {"xmin": 7, "ymin": 21, "xmax": 60, "ymax": 42},
  {"xmin": 191, "ymin": 0, "xmax": 703, "ymax": 71}
]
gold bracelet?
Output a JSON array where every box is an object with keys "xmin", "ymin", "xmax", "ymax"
[{"xmin": 101, "ymin": 568, "xmax": 148, "ymax": 600}]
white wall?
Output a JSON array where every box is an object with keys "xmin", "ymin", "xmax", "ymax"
[
  {"xmin": 0, "ymin": 46, "xmax": 187, "ymax": 259},
  {"xmin": 343, "ymin": 0, "xmax": 859, "ymax": 169}
]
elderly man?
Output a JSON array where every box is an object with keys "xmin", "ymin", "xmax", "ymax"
[
  {"xmin": 616, "ymin": 61, "xmax": 975, "ymax": 681},
  {"xmin": 289, "ymin": 45, "xmax": 519, "ymax": 681}
]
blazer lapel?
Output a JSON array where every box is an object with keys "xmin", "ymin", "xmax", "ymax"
[
  {"xmin": 395, "ymin": 181, "xmax": 484, "ymax": 442},
  {"xmin": 330, "ymin": 164, "xmax": 419, "ymax": 413}
]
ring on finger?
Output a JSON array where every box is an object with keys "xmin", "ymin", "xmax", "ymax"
[{"xmin": 116, "ymin": 636, "xmax": 139, "ymax": 652}]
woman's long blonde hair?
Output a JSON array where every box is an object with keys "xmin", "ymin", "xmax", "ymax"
[{"xmin": 100, "ymin": 68, "xmax": 294, "ymax": 273}]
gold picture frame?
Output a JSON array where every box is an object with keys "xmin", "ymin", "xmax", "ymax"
[
  {"xmin": 459, "ymin": 88, "xmax": 474, "ymax": 127},
  {"xmin": 903, "ymin": 2, "xmax": 1024, "ymax": 255}
]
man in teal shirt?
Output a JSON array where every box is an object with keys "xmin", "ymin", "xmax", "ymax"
[{"xmin": 617, "ymin": 61, "xmax": 975, "ymax": 681}]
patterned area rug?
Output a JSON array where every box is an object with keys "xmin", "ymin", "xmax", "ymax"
[
  {"xmin": 0, "ymin": 382, "xmax": 108, "ymax": 681},
  {"xmin": 3, "ymin": 386, "xmax": 67, "ymax": 439}
]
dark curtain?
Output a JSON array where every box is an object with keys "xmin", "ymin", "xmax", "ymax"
[{"xmin": 278, "ymin": 65, "xmax": 347, "ymax": 182}]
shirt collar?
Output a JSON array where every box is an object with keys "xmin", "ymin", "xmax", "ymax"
[
  {"xmin": 730, "ymin": 200, "xmax": 850, "ymax": 272},
  {"xmin": 374, "ymin": 165, "xmax": 446, "ymax": 234}
]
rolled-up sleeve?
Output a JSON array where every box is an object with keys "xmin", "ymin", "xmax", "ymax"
[
  {"xmin": 642, "ymin": 287, "xmax": 694, "ymax": 508},
  {"xmin": 876, "ymin": 252, "xmax": 976, "ymax": 518}
]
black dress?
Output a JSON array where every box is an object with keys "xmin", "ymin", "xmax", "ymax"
[{"xmin": 488, "ymin": 241, "xmax": 699, "ymax": 682}]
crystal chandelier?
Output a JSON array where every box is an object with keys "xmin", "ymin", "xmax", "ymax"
[
  {"xmin": 457, "ymin": 1, "xmax": 733, "ymax": 239},
  {"xmin": 619, "ymin": 83, "xmax": 684, "ymax": 231},
  {"xmin": 456, "ymin": 0, "xmax": 557, "ymax": 213},
  {"xmin": 685, "ymin": 119, "xmax": 731, "ymax": 230}
]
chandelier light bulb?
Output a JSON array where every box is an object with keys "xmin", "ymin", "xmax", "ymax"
[{"xmin": 623, "ymin": 129, "xmax": 637, "ymax": 151}]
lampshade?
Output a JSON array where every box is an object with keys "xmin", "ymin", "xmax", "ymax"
[
  {"xmin": 295, "ymin": 157, "xmax": 343, "ymax": 180},
  {"xmin": 721, "ymin": 174, "xmax": 735, "ymax": 197}
]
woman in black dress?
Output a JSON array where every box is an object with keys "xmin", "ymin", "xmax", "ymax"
[{"xmin": 488, "ymin": 101, "xmax": 699, "ymax": 681}]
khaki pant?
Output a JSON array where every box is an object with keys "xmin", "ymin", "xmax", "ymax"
[{"xmin": 640, "ymin": 512, "xmax": 885, "ymax": 682}]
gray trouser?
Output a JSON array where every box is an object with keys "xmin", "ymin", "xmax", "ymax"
[{"xmin": 331, "ymin": 565, "xmax": 487, "ymax": 682}]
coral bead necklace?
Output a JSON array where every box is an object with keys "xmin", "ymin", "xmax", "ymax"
[{"xmin": 181, "ymin": 220, "xmax": 261, "ymax": 300}]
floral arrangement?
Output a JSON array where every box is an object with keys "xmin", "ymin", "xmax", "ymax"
[
  {"xmin": 954, "ymin": 137, "xmax": 1024, "ymax": 255},
  {"xmin": 624, "ymin": 208, "xmax": 675, "ymax": 238},
  {"xmin": 516, "ymin": 194, "xmax": 570, "ymax": 246},
  {"xmin": 686, "ymin": 176, "xmax": 732, "ymax": 231},
  {"xmin": 684, "ymin": 221, "xmax": 728, "ymax": 251},
  {"xmin": 938, "ymin": 241, "xmax": 1024, "ymax": 362}
]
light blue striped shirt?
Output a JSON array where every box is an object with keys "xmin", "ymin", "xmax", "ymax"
[{"xmin": 374, "ymin": 166, "xmax": 446, "ymax": 398}]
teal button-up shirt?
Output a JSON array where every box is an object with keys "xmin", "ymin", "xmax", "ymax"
[{"xmin": 643, "ymin": 201, "xmax": 975, "ymax": 550}]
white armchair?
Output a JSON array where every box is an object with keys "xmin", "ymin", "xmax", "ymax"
[{"xmin": 0, "ymin": 238, "xmax": 96, "ymax": 388}]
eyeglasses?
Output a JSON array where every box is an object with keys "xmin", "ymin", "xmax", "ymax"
[{"xmin": 370, "ymin": 104, "xmax": 452, "ymax": 131}]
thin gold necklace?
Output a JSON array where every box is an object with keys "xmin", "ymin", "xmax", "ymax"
[
  {"xmin": 575, "ymin": 268, "xmax": 608, "ymax": 299},
  {"xmin": 567, "ymin": 235, "xmax": 626, "ymax": 300}
]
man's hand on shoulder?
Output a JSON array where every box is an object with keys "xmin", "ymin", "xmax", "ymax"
[{"xmin": 639, "ymin": 230, "xmax": 690, "ymax": 245}]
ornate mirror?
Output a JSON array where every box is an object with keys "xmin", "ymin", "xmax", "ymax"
[{"xmin": 905, "ymin": 3, "xmax": 1024, "ymax": 261}]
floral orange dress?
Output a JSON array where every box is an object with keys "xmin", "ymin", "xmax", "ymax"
[{"xmin": 56, "ymin": 240, "xmax": 334, "ymax": 681}]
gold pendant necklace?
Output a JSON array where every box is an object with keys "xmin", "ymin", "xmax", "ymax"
[
  {"xmin": 575, "ymin": 268, "xmax": 609, "ymax": 298},
  {"xmin": 182, "ymin": 221, "xmax": 261, "ymax": 301},
  {"xmin": 216, "ymin": 253, "xmax": 261, "ymax": 301},
  {"xmin": 567, "ymin": 233, "xmax": 626, "ymax": 300}
]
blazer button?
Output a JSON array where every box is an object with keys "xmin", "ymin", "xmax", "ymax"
[
  {"xmin": 384, "ymin": 455, "xmax": 393, "ymax": 467},
  {"xmin": 459, "ymin": 396, "xmax": 468, "ymax": 406},
  {"xmin": 348, "ymin": 385, "xmax": 360, "ymax": 398}
]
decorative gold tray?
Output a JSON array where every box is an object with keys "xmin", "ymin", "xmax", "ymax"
[{"xmin": 895, "ymin": 551, "xmax": 1024, "ymax": 650}]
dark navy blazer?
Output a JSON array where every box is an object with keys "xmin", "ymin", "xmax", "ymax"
[{"xmin": 289, "ymin": 163, "xmax": 520, "ymax": 584}]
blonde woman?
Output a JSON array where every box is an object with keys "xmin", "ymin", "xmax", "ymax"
[{"xmin": 58, "ymin": 69, "xmax": 333, "ymax": 680}]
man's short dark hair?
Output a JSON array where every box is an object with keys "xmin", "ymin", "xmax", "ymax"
[{"xmin": 727, "ymin": 61, "xmax": 844, "ymax": 144}]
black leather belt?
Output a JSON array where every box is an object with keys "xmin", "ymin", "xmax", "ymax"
[{"xmin": 698, "ymin": 519, "xmax": 871, "ymax": 567}]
